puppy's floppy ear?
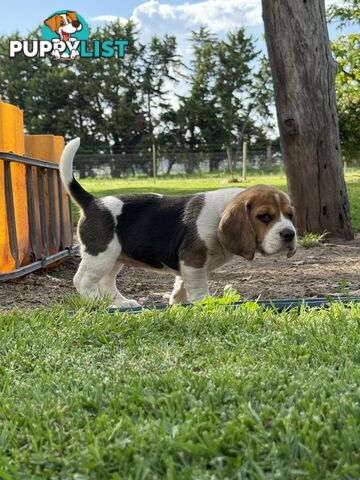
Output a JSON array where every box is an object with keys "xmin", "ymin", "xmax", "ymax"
[
  {"xmin": 44, "ymin": 15, "xmax": 59, "ymax": 32},
  {"xmin": 218, "ymin": 197, "xmax": 256, "ymax": 261},
  {"xmin": 66, "ymin": 11, "xmax": 78, "ymax": 22},
  {"xmin": 286, "ymin": 205, "xmax": 297, "ymax": 258}
]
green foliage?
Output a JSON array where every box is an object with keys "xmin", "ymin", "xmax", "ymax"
[
  {"xmin": 0, "ymin": 21, "xmax": 179, "ymax": 157},
  {"xmin": 340, "ymin": 276, "xmax": 350, "ymax": 296},
  {"xmin": 163, "ymin": 27, "xmax": 275, "ymax": 174},
  {"xmin": 328, "ymin": 0, "xmax": 360, "ymax": 27},
  {"xmin": 0, "ymin": 22, "xmax": 275, "ymax": 165},
  {"xmin": 195, "ymin": 285, "xmax": 241, "ymax": 311},
  {"xmin": 0, "ymin": 301, "xmax": 360, "ymax": 478},
  {"xmin": 328, "ymin": 0, "xmax": 360, "ymax": 162},
  {"xmin": 298, "ymin": 231, "xmax": 329, "ymax": 247},
  {"xmin": 331, "ymin": 34, "xmax": 360, "ymax": 162}
]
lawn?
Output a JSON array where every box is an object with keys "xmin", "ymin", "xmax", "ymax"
[
  {"xmin": 74, "ymin": 168, "xmax": 360, "ymax": 232},
  {"xmin": 1, "ymin": 168, "xmax": 359, "ymax": 478},
  {"xmin": 0, "ymin": 300, "xmax": 360, "ymax": 478}
]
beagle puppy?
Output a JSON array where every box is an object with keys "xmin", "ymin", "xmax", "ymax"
[
  {"xmin": 44, "ymin": 11, "xmax": 82, "ymax": 59},
  {"xmin": 60, "ymin": 139, "xmax": 297, "ymax": 308}
]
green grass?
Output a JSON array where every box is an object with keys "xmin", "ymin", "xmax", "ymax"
[
  {"xmin": 72, "ymin": 168, "xmax": 360, "ymax": 231},
  {"xmin": 2, "ymin": 168, "xmax": 358, "ymax": 477},
  {"xmin": 299, "ymin": 231, "xmax": 329, "ymax": 247},
  {"xmin": 0, "ymin": 300, "xmax": 360, "ymax": 478}
]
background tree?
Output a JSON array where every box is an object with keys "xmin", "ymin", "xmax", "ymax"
[
  {"xmin": 0, "ymin": 20, "xmax": 278, "ymax": 175},
  {"xmin": 329, "ymin": 1, "xmax": 360, "ymax": 163},
  {"xmin": 139, "ymin": 34, "xmax": 181, "ymax": 174},
  {"xmin": 331, "ymin": 34, "xmax": 360, "ymax": 162},
  {"xmin": 262, "ymin": 0, "xmax": 353, "ymax": 239},
  {"xmin": 180, "ymin": 28, "xmax": 227, "ymax": 173},
  {"xmin": 215, "ymin": 29, "xmax": 258, "ymax": 170},
  {"xmin": 328, "ymin": 0, "xmax": 360, "ymax": 27}
]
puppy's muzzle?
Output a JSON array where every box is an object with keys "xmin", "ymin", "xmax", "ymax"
[
  {"xmin": 280, "ymin": 228, "xmax": 297, "ymax": 257},
  {"xmin": 280, "ymin": 228, "xmax": 295, "ymax": 243}
]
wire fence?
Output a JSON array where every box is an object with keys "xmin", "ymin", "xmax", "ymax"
[{"xmin": 74, "ymin": 147, "xmax": 283, "ymax": 178}]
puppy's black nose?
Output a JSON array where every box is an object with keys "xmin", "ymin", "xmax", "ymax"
[
  {"xmin": 72, "ymin": 21, "xmax": 80, "ymax": 27},
  {"xmin": 280, "ymin": 229, "xmax": 295, "ymax": 242}
]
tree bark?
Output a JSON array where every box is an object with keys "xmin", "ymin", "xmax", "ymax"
[{"xmin": 262, "ymin": 0, "xmax": 353, "ymax": 239}]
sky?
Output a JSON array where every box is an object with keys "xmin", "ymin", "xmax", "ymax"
[
  {"xmin": 2, "ymin": 0, "xmax": 358, "ymax": 137},
  {"xmin": 2, "ymin": 0, "xmax": 358, "ymax": 81},
  {"xmin": 1, "ymin": 0, "xmax": 358, "ymax": 41}
]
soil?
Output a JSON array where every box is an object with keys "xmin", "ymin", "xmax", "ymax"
[{"xmin": 1, "ymin": 236, "xmax": 359, "ymax": 311}]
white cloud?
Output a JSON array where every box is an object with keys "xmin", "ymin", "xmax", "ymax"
[
  {"xmin": 90, "ymin": 15, "xmax": 128, "ymax": 24},
  {"xmin": 90, "ymin": 0, "xmax": 347, "ymax": 41},
  {"xmin": 133, "ymin": 0, "xmax": 263, "ymax": 35},
  {"xmin": 89, "ymin": 0, "xmax": 347, "ymax": 115},
  {"xmin": 128, "ymin": 0, "xmax": 266, "ymax": 104}
]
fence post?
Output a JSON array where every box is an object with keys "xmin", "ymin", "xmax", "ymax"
[
  {"xmin": 0, "ymin": 103, "xmax": 73, "ymax": 280},
  {"xmin": 152, "ymin": 143, "xmax": 157, "ymax": 183},
  {"xmin": 0, "ymin": 102, "xmax": 31, "ymax": 273},
  {"xmin": 242, "ymin": 141, "xmax": 248, "ymax": 181},
  {"xmin": 25, "ymin": 135, "xmax": 60, "ymax": 255},
  {"xmin": 266, "ymin": 143, "xmax": 272, "ymax": 164},
  {"xmin": 226, "ymin": 146, "xmax": 234, "ymax": 178}
]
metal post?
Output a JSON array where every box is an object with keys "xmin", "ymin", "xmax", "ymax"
[
  {"xmin": 0, "ymin": 151, "xmax": 75, "ymax": 281},
  {"xmin": 242, "ymin": 141, "xmax": 248, "ymax": 181},
  {"xmin": 266, "ymin": 143, "xmax": 272, "ymax": 164},
  {"xmin": 226, "ymin": 146, "xmax": 233, "ymax": 178},
  {"xmin": 152, "ymin": 144, "xmax": 157, "ymax": 183}
]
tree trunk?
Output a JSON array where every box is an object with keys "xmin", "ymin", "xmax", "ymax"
[
  {"xmin": 166, "ymin": 145, "xmax": 178, "ymax": 175},
  {"xmin": 209, "ymin": 152, "xmax": 220, "ymax": 172},
  {"xmin": 262, "ymin": 0, "xmax": 353, "ymax": 239},
  {"xmin": 266, "ymin": 144, "xmax": 272, "ymax": 165}
]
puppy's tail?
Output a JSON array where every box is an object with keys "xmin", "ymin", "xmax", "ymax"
[{"xmin": 59, "ymin": 138, "xmax": 93, "ymax": 210}]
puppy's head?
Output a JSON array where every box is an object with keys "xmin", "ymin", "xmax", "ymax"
[
  {"xmin": 218, "ymin": 185, "xmax": 297, "ymax": 260},
  {"xmin": 44, "ymin": 11, "xmax": 82, "ymax": 40}
]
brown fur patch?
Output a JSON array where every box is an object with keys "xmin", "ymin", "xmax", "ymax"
[{"xmin": 179, "ymin": 195, "xmax": 208, "ymax": 268}]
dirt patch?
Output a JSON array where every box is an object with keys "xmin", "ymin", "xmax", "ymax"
[{"xmin": 1, "ymin": 235, "xmax": 359, "ymax": 311}]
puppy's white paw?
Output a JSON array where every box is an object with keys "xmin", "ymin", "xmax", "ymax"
[
  {"xmin": 111, "ymin": 298, "xmax": 141, "ymax": 309},
  {"xmin": 127, "ymin": 299, "xmax": 141, "ymax": 308}
]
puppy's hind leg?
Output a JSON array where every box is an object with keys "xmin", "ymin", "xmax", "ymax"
[
  {"xmin": 99, "ymin": 261, "xmax": 141, "ymax": 308},
  {"xmin": 169, "ymin": 276, "xmax": 188, "ymax": 305}
]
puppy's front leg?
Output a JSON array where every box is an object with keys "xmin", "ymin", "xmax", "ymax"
[
  {"xmin": 169, "ymin": 276, "xmax": 188, "ymax": 305},
  {"xmin": 180, "ymin": 263, "xmax": 210, "ymax": 303}
]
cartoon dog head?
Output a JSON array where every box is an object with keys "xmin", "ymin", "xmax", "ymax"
[{"xmin": 44, "ymin": 11, "xmax": 82, "ymax": 41}]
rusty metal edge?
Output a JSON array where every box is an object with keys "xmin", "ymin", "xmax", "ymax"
[
  {"xmin": 0, "ymin": 245, "xmax": 79, "ymax": 281},
  {"xmin": 0, "ymin": 152, "xmax": 59, "ymax": 170}
]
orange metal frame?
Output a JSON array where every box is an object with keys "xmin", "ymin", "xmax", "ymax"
[{"xmin": 0, "ymin": 102, "xmax": 74, "ymax": 280}]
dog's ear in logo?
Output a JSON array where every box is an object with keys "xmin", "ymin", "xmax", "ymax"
[
  {"xmin": 44, "ymin": 14, "xmax": 60, "ymax": 33},
  {"xmin": 66, "ymin": 11, "xmax": 82, "ymax": 29}
]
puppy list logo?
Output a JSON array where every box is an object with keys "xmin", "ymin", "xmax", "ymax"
[{"xmin": 9, "ymin": 10, "xmax": 128, "ymax": 59}]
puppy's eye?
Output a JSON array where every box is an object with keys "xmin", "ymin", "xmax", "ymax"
[
  {"xmin": 60, "ymin": 20, "xmax": 65, "ymax": 25},
  {"xmin": 288, "ymin": 213, "xmax": 294, "ymax": 221},
  {"xmin": 257, "ymin": 213, "xmax": 272, "ymax": 224}
]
